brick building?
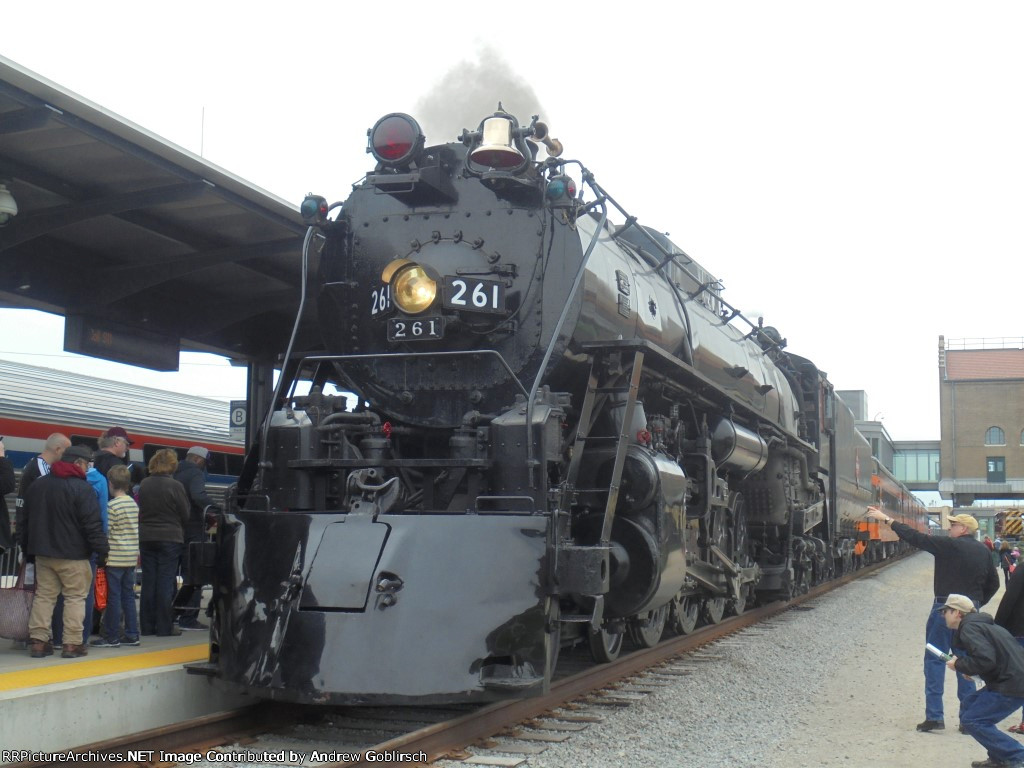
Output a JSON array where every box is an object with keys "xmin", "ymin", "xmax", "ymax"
[{"xmin": 938, "ymin": 336, "xmax": 1024, "ymax": 506}]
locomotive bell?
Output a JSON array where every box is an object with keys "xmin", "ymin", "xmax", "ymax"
[{"xmin": 470, "ymin": 117, "xmax": 525, "ymax": 168}]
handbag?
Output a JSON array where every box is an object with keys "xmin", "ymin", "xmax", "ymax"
[
  {"xmin": 95, "ymin": 566, "xmax": 108, "ymax": 612},
  {"xmin": 0, "ymin": 561, "xmax": 36, "ymax": 641}
]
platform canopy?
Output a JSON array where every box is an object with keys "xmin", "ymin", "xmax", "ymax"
[{"xmin": 0, "ymin": 55, "xmax": 319, "ymax": 370}]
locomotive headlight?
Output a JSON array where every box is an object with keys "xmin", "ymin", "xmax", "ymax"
[{"xmin": 391, "ymin": 264, "xmax": 438, "ymax": 314}]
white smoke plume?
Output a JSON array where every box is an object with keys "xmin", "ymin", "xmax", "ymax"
[{"xmin": 414, "ymin": 46, "xmax": 548, "ymax": 146}]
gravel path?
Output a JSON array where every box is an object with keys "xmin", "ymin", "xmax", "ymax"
[{"xmin": 442, "ymin": 553, "xmax": 1018, "ymax": 768}]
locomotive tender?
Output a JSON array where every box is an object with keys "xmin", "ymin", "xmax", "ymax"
[{"xmin": 201, "ymin": 109, "xmax": 916, "ymax": 705}]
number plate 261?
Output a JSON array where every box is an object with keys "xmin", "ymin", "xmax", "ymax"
[
  {"xmin": 443, "ymin": 277, "xmax": 505, "ymax": 314},
  {"xmin": 387, "ymin": 317, "xmax": 445, "ymax": 341}
]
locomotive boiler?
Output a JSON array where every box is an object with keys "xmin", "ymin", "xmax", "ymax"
[{"xmin": 200, "ymin": 109, "xmax": 878, "ymax": 705}]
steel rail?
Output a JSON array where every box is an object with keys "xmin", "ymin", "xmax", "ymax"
[
  {"xmin": 21, "ymin": 554, "xmax": 904, "ymax": 768},
  {"xmin": 328, "ymin": 554, "xmax": 904, "ymax": 767}
]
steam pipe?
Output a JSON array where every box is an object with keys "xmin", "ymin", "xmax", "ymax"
[
  {"xmin": 525, "ymin": 199, "xmax": 608, "ymax": 488},
  {"xmin": 257, "ymin": 225, "xmax": 316, "ymax": 485}
]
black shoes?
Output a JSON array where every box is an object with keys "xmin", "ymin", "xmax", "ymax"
[{"xmin": 917, "ymin": 719, "xmax": 945, "ymax": 732}]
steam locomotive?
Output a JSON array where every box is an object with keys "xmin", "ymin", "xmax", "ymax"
[{"xmin": 198, "ymin": 109, "xmax": 920, "ymax": 705}]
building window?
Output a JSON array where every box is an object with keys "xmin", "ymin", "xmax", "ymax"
[
  {"xmin": 985, "ymin": 426, "xmax": 1005, "ymax": 446},
  {"xmin": 988, "ymin": 456, "xmax": 1006, "ymax": 483}
]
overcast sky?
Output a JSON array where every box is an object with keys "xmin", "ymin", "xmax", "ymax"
[{"xmin": 1, "ymin": 1, "xmax": 1022, "ymax": 442}]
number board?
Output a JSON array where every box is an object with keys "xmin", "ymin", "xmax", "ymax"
[
  {"xmin": 443, "ymin": 276, "xmax": 505, "ymax": 314},
  {"xmin": 387, "ymin": 316, "xmax": 445, "ymax": 341},
  {"xmin": 369, "ymin": 283, "xmax": 393, "ymax": 317}
]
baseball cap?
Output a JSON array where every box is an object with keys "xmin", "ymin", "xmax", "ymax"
[
  {"xmin": 947, "ymin": 514, "xmax": 979, "ymax": 533},
  {"xmin": 186, "ymin": 446, "xmax": 210, "ymax": 460},
  {"xmin": 104, "ymin": 426, "xmax": 134, "ymax": 445},
  {"xmin": 939, "ymin": 594, "xmax": 976, "ymax": 614}
]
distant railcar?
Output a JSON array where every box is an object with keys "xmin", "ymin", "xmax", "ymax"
[{"xmin": 0, "ymin": 359, "xmax": 244, "ymax": 533}]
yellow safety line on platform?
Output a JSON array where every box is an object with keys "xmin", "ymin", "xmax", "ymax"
[{"xmin": 0, "ymin": 644, "xmax": 207, "ymax": 692}]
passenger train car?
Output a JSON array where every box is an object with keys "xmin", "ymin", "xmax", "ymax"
[
  {"xmin": 196, "ymin": 109, "xmax": 929, "ymax": 706},
  {"xmin": 0, "ymin": 358, "xmax": 244, "ymax": 530}
]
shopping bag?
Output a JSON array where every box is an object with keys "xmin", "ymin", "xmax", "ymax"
[
  {"xmin": 95, "ymin": 566, "xmax": 107, "ymax": 612},
  {"xmin": 0, "ymin": 562, "xmax": 36, "ymax": 641}
]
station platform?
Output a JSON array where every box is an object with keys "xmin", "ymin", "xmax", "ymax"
[{"xmin": 0, "ymin": 602, "xmax": 252, "ymax": 757}]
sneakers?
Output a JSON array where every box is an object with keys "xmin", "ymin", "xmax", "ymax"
[
  {"xmin": 90, "ymin": 637, "xmax": 120, "ymax": 648},
  {"xmin": 178, "ymin": 620, "xmax": 209, "ymax": 632},
  {"xmin": 120, "ymin": 636, "xmax": 141, "ymax": 646},
  {"xmin": 61, "ymin": 644, "xmax": 88, "ymax": 658},
  {"xmin": 970, "ymin": 759, "xmax": 1020, "ymax": 767},
  {"xmin": 28, "ymin": 640, "xmax": 54, "ymax": 658},
  {"xmin": 917, "ymin": 719, "xmax": 945, "ymax": 732}
]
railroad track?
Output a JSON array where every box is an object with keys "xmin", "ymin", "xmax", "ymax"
[{"xmin": 25, "ymin": 556, "xmax": 899, "ymax": 768}]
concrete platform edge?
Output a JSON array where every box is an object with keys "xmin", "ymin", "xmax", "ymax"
[{"xmin": 0, "ymin": 665, "xmax": 255, "ymax": 754}]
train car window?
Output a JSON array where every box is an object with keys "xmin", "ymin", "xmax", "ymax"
[
  {"xmin": 71, "ymin": 435, "xmax": 99, "ymax": 452},
  {"xmin": 142, "ymin": 443, "xmax": 187, "ymax": 466},
  {"xmin": 207, "ymin": 451, "xmax": 241, "ymax": 476}
]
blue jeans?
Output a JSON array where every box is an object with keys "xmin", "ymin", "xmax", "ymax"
[
  {"xmin": 925, "ymin": 597, "xmax": 976, "ymax": 720},
  {"xmin": 961, "ymin": 688, "xmax": 1024, "ymax": 763},
  {"xmin": 140, "ymin": 541, "xmax": 182, "ymax": 636},
  {"xmin": 103, "ymin": 566, "xmax": 139, "ymax": 642}
]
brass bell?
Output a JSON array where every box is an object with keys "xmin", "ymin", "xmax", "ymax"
[{"xmin": 469, "ymin": 116, "xmax": 525, "ymax": 169}]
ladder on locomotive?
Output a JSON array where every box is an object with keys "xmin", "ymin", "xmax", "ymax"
[{"xmin": 564, "ymin": 349, "xmax": 645, "ymax": 545}]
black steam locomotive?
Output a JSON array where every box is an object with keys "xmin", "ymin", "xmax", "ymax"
[{"xmin": 201, "ymin": 109, "xmax": 886, "ymax": 705}]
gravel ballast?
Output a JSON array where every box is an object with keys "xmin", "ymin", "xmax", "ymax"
[{"xmin": 444, "ymin": 553, "xmax": 1016, "ymax": 768}]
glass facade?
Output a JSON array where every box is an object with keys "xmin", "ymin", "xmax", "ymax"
[{"xmin": 894, "ymin": 448, "xmax": 941, "ymax": 484}]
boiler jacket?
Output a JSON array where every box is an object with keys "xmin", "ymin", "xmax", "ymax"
[
  {"xmin": 952, "ymin": 612, "xmax": 1024, "ymax": 697},
  {"xmin": 995, "ymin": 565, "xmax": 1024, "ymax": 637},
  {"xmin": 891, "ymin": 521, "xmax": 1000, "ymax": 606}
]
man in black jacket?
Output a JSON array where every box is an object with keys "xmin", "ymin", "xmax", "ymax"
[
  {"xmin": 171, "ymin": 446, "xmax": 216, "ymax": 631},
  {"xmin": 0, "ymin": 437, "xmax": 15, "ymax": 552},
  {"xmin": 21, "ymin": 444, "xmax": 109, "ymax": 659},
  {"xmin": 943, "ymin": 594, "xmax": 1024, "ymax": 768},
  {"xmin": 867, "ymin": 507, "xmax": 1000, "ymax": 731},
  {"xmin": 995, "ymin": 565, "xmax": 1024, "ymax": 734}
]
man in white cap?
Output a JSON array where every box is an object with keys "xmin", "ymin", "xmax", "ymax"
[
  {"xmin": 867, "ymin": 506, "xmax": 999, "ymax": 732},
  {"xmin": 172, "ymin": 446, "xmax": 217, "ymax": 631},
  {"xmin": 942, "ymin": 594, "xmax": 1024, "ymax": 768}
]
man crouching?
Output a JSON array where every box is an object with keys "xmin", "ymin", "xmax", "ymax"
[{"xmin": 943, "ymin": 594, "xmax": 1024, "ymax": 768}]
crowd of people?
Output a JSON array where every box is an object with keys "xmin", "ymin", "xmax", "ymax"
[{"xmin": 0, "ymin": 428, "xmax": 217, "ymax": 658}]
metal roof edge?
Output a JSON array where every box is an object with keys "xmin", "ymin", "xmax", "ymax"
[{"xmin": 0, "ymin": 54, "xmax": 304, "ymax": 231}]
